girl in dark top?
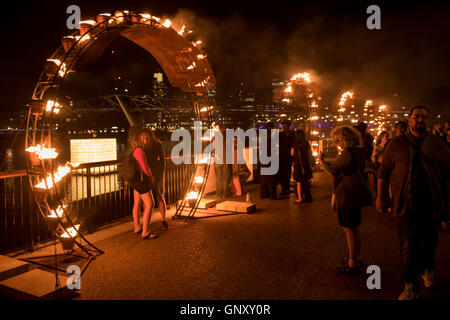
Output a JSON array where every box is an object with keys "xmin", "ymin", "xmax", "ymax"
[
  {"xmin": 130, "ymin": 130, "xmax": 158, "ymax": 239},
  {"xmin": 290, "ymin": 129, "xmax": 313, "ymax": 203},
  {"xmin": 319, "ymin": 126, "xmax": 372, "ymax": 273}
]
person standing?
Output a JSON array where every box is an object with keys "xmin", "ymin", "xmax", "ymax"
[
  {"xmin": 278, "ymin": 119, "xmax": 295, "ymax": 195},
  {"xmin": 129, "ymin": 130, "xmax": 158, "ymax": 239},
  {"xmin": 142, "ymin": 129, "xmax": 168, "ymax": 231},
  {"xmin": 318, "ymin": 126, "xmax": 372, "ymax": 273},
  {"xmin": 291, "ymin": 129, "xmax": 313, "ymax": 203},
  {"xmin": 355, "ymin": 121, "xmax": 374, "ymax": 162},
  {"xmin": 377, "ymin": 106, "xmax": 450, "ymax": 300},
  {"xmin": 393, "ymin": 120, "xmax": 407, "ymax": 138},
  {"xmin": 371, "ymin": 131, "xmax": 390, "ymax": 170}
]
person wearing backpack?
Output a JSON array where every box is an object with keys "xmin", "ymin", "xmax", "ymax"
[{"xmin": 128, "ymin": 129, "xmax": 158, "ymax": 239}]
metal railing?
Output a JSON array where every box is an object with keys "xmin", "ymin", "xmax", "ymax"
[{"xmin": 0, "ymin": 158, "xmax": 195, "ymax": 254}]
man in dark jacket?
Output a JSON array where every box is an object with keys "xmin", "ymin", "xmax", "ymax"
[{"xmin": 377, "ymin": 106, "xmax": 450, "ymax": 300}]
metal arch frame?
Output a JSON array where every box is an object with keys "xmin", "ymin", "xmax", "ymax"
[{"xmin": 25, "ymin": 11, "xmax": 216, "ymax": 263}]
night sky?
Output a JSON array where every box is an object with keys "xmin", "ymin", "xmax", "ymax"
[{"xmin": 1, "ymin": 0, "xmax": 449, "ymax": 117}]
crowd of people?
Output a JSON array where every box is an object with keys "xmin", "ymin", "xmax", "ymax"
[{"xmin": 124, "ymin": 105, "xmax": 449, "ymax": 300}]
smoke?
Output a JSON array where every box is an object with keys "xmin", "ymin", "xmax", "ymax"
[{"xmin": 170, "ymin": 5, "xmax": 450, "ymax": 116}]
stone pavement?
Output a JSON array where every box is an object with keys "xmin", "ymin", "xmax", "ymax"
[{"xmin": 33, "ymin": 172, "xmax": 450, "ymax": 300}]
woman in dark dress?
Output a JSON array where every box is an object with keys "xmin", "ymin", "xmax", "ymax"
[
  {"xmin": 319, "ymin": 126, "xmax": 372, "ymax": 272},
  {"xmin": 290, "ymin": 129, "xmax": 313, "ymax": 203}
]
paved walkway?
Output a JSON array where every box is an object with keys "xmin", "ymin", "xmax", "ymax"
[{"xmin": 40, "ymin": 172, "xmax": 450, "ymax": 299}]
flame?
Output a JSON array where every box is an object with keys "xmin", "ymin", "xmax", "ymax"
[
  {"xmin": 60, "ymin": 224, "xmax": 80, "ymax": 238},
  {"xmin": 48, "ymin": 205, "xmax": 65, "ymax": 218},
  {"xmin": 80, "ymin": 20, "xmax": 96, "ymax": 25},
  {"xmin": 187, "ymin": 62, "xmax": 196, "ymax": 70},
  {"xmin": 186, "ymin": 191, "xmax": 198, "ymax": 200},
  {"xmin": 162, "ymin": 19, "xmax": 172, "ymax": 28},
  {"xmin": 198, "ymin": 156, "xmax": 210, "ymax": 164},
  {"xmin": 312, "ymin": 151, "xmax": 318, "ymax": 157},
  {"xmin": 140, "ymin": 13, "xmax": 151, "ymax": 19},
  {"xmin": 47, "ymin": 59, "xmax": 67, "ymax": 77},
  {"xmin": 379, "ymin": 105, "xmax": 387, "ymax": 110},
  {"xmin": 194, "ymin": 176, "xmax": 204, "ymax": 184},
  {"xmin": 34, "ymin": 164, "xmax": 71, "ymax": 189},
  {"xmin": 197, "ymin": 54, "xmax": 205, "ymax": 59},
  {"xmin": 200, "ymin": 107, "xmax": 208, "ymax": 112},
  {"xmin": 178, "ymin": 25, "xmax": 186, "ymax": 35},
  {"xmin": 339, "ymin": 91, "xmax": 353, "ymax": 106},
  {"xmin": 45, "ymin": 100, "xmax": 62, "ymax": 113},
  {"xmin": 291, "ymin": 72, "xmax": 311, "ymax": 83},
  {"xmin": 26, "ymin": 144, "xmax": 59, "ymax": 160},
  {"xmin": 284, "ymin": 85, "xmax": 292, "ymax": 93},
  {"xmin": 337, "ymin": 118, "xmax": 344, "ymax": 122},
  {"xmin": 152, "ymin": 16, "xmax": 160, "ymax": 22},
  {"xmin": 311, "ymin": 131, "xmax": 319, "ymax": 135},
  {"xmin": 310, "ymin": 116, "xmax": 319, "ymax": 121}
]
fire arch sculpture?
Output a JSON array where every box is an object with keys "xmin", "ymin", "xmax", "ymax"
[{"xmin": 25, "ymin": 11, "xmax": 216, "ymax": 266}]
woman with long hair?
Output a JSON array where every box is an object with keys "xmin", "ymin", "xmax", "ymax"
[
  {"xmin": 129, "ymin": 129, "xmax": 158, "ymax": 239},
  {"xmin": 318, "ymin": 126, "xmax": 372, "ymax": 272},
  {"xmin": 371, "ymin": 131, "xmax": 390, "ymax": 169},
  {"xmin": 142, "ymin": 128, "xmax": 168, "ymax": 230},
  {"xmin": 291, "ymin": 129, "xmax": 313, "ymax": 203}
]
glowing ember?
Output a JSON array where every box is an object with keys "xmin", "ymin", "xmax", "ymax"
[
  {"xmin": 186, "ymin": 191, "xmax": 198, "ymax": 200},
  {"xmin": 26, "ymin": 144, "xmax": 58, "ymax": 160},
  {"xmin": 197, "ymin": 54, "xmax": 205, "ymax": 59},
  {"xmin": 200, "ymin": 107, "xmax": 208, "ymax": 112},
  {"xmin": 312, "ymin": 151, "xmax": 318, "ymax": 157},
  {"xmin": 282, "ymin": 98, "xmax": 290, "ymax": 103},
  {"xmin": 379, "ymin": 105, "xmax": 387, "ymax": 110},
  {"xmin": 34, "ymin": 164, "xmax": 71, "ymax": 189},
  {"xmin": 60, "ymin": 224, "xmax": 80, "ymax": 238},
  {"xmin": 194, "ymin": 176, "xmax": 204, "ymax": 184},
  {"xmin": 162, "ymin": 19, "xmax": 172, "ymax": 28}
]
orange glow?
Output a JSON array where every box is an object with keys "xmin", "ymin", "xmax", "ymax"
[
  {"xmin": 194, "ymin": 176, "xmax": 204, "ymax": 184},
  {"xmin": 48, "ymin": 205, "xmax": 65, "ymax": 218},
  {"xmin": 162, "ymin": 19, "xmax": 172, "ymax": 28},
  {"xmin": 284, "ymin": 85, "xmax": 292, "ymax": 93},
  {"xmin": 186, "ymin": 191, "xmax": 198, "ymax": 200},
  {"xmin": 60, "ymin": 224, "xmax": 80, "ymax": 238},
  {"xmin": 45, "ymin": 100, "xmax": 62, "ymax": 113},
  {"xmin": 26, "ymin": 144, "xmax": 58, "ymax": 160},
  {"xmin": 34, "ymin": 164, "xmax": 71, "ymax": 189},
  {"xmin": 339, "ymin": 91, "xmax": 353, "ymax": 106},
  {"xmin": 291, "ymin": 72, "xmax": 311, "ymax": 83}
]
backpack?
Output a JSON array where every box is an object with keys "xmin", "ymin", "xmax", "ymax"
[{"xmin": 120, "ymin": 149, "xmax": 138, "ymax": 183}]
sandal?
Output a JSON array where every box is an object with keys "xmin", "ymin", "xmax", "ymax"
[{"xmin": 142, "ymin": 233, "xmax": 158, "ymax": 240}]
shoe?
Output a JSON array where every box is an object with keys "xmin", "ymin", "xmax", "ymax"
[
  {"xmin": 134, "ymin": 228, "xmax": 142, "ymax": 235},
  {"xmin": 142, "ymin": 233, "xmax": 158, "ymax": 240},
  {"xmin": 161, "ymin": 221, "xmax": 168, "ymax": 230},
  {"xmin": 422, "ymin": 269, "xmax": 437, "ymax": 288},
  {"xmin": 398, "ymin": 283, "xmax": 418, "ymax": 300}
]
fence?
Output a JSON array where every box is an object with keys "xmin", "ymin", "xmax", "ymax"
[{"xmin": 0, "ymin": 159, "xmax": 195, "ymax": 254}]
